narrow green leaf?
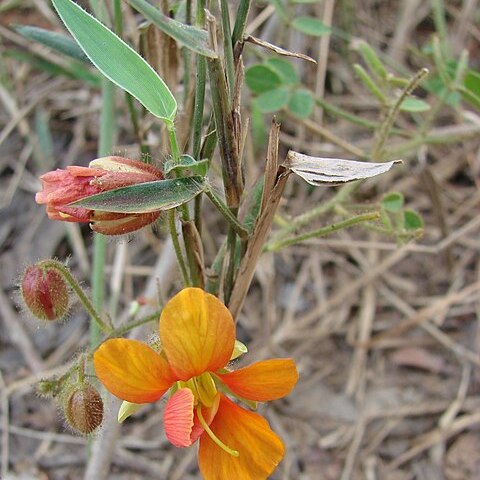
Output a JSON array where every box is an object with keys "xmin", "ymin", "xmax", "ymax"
[
  {"xmin": 353, "ymin": 40, "xmax": 387, "ymax": 81},
  {"xmin": 3, "ymin": 49, "xmax": 100, "ymax": 86},
  {"xmin": 353, "ymin": 63, "xmax": 387, "ymax": 103},
  {"xmin": 245, "ymin": 64, "xmax": 282, "ymax": 93},
  {"xmin": 127, "ymin": 0, "xmax": 217, "ymax": 58},
  {"xmin": 399, "ymin": 97, "xmax": 431, "ymax": 112},
  {"xmin": 12, "ymin": 24, "xmax": 89, "ymax": 63},
  {"xmin": 256, "ymin": 87, "xmax": 290, "ymax": 113},
  {"xmin": 72, "ymin": 177, "xmax": 205, "ymax": 213},
  {"xmin": 292, "ymin": 17, "xmax": 331, "ymax": 36},
  {"xmin": 288, "ymin": 89, "xmax": 314, "ymax": 118},
  {"xmin": 52, "ymin": 0, "xmax": 177, "ymax": 121},
  {"xmin": 381, "ymin": 192, "xmax": 404, "ymax": 212}
]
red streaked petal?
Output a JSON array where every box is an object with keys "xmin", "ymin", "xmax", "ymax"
[
  {"xmin": 164, "ymin": 388, "xmax": 195, "ymax": 447},
  {"xmin": 93, "ymin": 339, "xmax": 176, "ymax": 403},
  {"xmin": 159, "ymin": 288, "xmax": 235, "ymax": 380},
  {"xmin": 198, "ymin": 395, "xmax": 285, "ymax": 480},
  {"xmin": 216, "ymin": 359, "xmax": 298, "ymax": 402}
]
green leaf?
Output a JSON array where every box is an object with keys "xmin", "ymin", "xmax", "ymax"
[
  {"xmin": 465, "ymin": 69, "xmax": 480, "ymax": 95},
  {"xmin": 127, "ymin": 0, "xmax": 217, "ymax": 58},
  {"xmin": 266, "ymin": 58, "xmax": 299, "ymax": 85},
  {"xmin": 403, "ymin": 210, "xmax": 423, "ymax": 230},
  {"xmin": 256, "ymin": 87, "xmax": 290, "ymax": 113},
  {"xmin": 163, "ymin": 154, "xmax": 209, "ymax": 177},
  {"xmin": 52, "ymin": 0, "xmax": 176, "ymax": 121},
  {"xmin": 399, "ymin": 97, "xmax": 431, "ymax": 112},
  {"xmin": 245, "ymin": 64, "xmax": 282, "ymax": 93},
  {"xmin": 12, "ymin": 24, "xmax": 89, "ymax": 63},
  {"xmin": 381, "ymin": 192, "xmax": 404, "ymax": 212},
  {"xmin": 72, "ymin": 177, "xmax": 205, "ymax": 213},
  {"xmin": 3, "ymin": 49, "xmax": 100, "ymax": 86},
  {"xmin": 292, "ymin": 17, "xmax": 331, "ymax": 36},
  {"xmin": 353, "ymin": 40, "xmax": 387, "ymax": 81},
  {"xmin": 288, "ymin": 89, "xmax": 314, "ymax": 118}
]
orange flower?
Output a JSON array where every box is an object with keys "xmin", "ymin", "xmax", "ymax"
[
  {"xmin": 36, "ymin": 156, "xmax": 163, "ymax": 235},
  {"xmin": 93, "ymin": 288, "xmax": 298, "ymax": 480}
]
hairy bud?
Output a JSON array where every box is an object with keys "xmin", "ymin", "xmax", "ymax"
[
  {"xmin": 21, "ymin": 264, "xmax": 69, "ymax": 321},
  {"xmin": 64, "ymin": 383, "xmax": 104, "ymax": 435}
]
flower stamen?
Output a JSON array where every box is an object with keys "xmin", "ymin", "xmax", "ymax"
[{"xmin": 196, "ymin": 406, "xmax": 239, "ymax": 457}]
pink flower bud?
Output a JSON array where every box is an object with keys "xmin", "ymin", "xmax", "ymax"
[
  {"xmin": 64, "ymin": 383, "xmax": 104, "ymax": 435},
  {"xmin": 36, "ymin": 157, "xmax": 164, "ymax": 235},
  {"xmin": 21, "ymin": 265, "xmax": 69, "ymax": 321}
]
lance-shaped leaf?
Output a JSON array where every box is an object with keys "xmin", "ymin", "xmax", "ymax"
[
  {"xmin": 127, "ymin": 0, "xmax": 217, "ymax": 58},
  {"xmin": 52, "ymin": 0, "xmax": 176, "ymax": 122},
  {"xmin": 285, "ymin": 151, "xmax": 401, "ymax": 186},
  {"xmin": 13, "ymin": 25, "xmax": 89, "ymax": 63},
  {"xmin": 71, "ymin": 177, "xmax": 204, "ymax": 213}
]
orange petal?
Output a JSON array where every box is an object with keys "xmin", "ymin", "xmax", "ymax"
[
  {"xmin": 198, "ymin": 395, "xmax": 285, "ymax": 480},
  {"xmin": 164, "ymin": 388, "xmax": 195, "ymax": 447},
  {"xmin": 93, "ymin": 339, "xmax": 175, "ymax": 403},
  {"xmin": 217, "ymin": 358, "xmax": 298, "ymax": 402},
  {"xmin": 159, "ymin": 288, "xmax": 235, "ymax": 380}
]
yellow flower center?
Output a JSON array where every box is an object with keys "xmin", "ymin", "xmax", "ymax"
[{"xmin": 178, "ymin": 372, "xmax": 217, "ymax": 408}]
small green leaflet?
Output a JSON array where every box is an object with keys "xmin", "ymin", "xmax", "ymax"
[
  {"xmin": 72, "ymin": 177, "xmax": 205, "ymax": 213},
  {"xmin": 52, "ymin": 0, "xmax": 176, "ymax": 122}
]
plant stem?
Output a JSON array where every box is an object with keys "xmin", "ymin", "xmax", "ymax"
[
  {"xmin": 371, "ymin": 68, "xmax": 429, "ymax": 161},
  {"xmin": 91, "ymin": 75, "xmax": 115, "ymax": 345},
  {"xmin": 232, "ymin": 0, "xmax": 251, "ymax": 46},
  {"xmin": 168, "ymin": 209, "xmax": 191, "ymax": 286},
  {"xmin": 204, "ymin": 187, "xmax": 249, "ymax": 240},
  {"xmin": 220, "ymin": 0, "xmax": 235, "ymax": 98},
  {"xmin": 265, "ymin": 212, "xmax": 381, "ymax": 252},
  {"xmin": 38, "ymin": 260, "xmax": 111, "ymax": 333}
]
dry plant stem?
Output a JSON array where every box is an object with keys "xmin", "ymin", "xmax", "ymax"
[
  {"xmin": 229, "ymin": 122, "xmax": 290, "ymax": 319},
  {"xmin": 206, "ymin": 54, "xmax": 242, "ymax": 208},
  {"xmin": 287, "ymin": 113, "xmax": 366, "ymax": 158},
  {"xmin": 265, "ymin": 212, "xmax": 380, "ymax": 252},
  {"xmin": 37, "ymin": 260, "xmax": 111, "ymax": 333}
]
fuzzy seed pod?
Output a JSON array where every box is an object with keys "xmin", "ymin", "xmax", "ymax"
[
  {"xmin": 65, "ymin": 383, "xmax": 104, "ymax": 435},
  {"xmin": 21, "ymin": 264, "xmax": 69, "ymax": 321}
]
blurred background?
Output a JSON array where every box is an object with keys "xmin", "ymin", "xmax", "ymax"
[{"xmin": 1, "ymin": 1, "xmax": 480, "ymax": 479}]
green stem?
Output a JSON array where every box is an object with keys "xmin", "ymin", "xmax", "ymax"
[
  {"xmin": 91, "ymin": 75, "xmax": 115, "ymax": 345},
  {"xmin": 272, "ymin": 182, "xmax": 357, "ymax": 241},
  {"xmin": 371, "ymin": 68, "xmax": 429, "ymax": 161},
  {"xmin": 167, "ymin": 122, "xmax": 181, "ymax": 163},
  {"xmin": 232, "ymin": 0, "xmax": 251, "ymax": 46},
  {"xmin": 106, "ymin": 311, "xmax": 160, "ymax": 340},
  {"xmin": 220, "ymin": 0, "xmax": 235, "ymax": 98},
  {"xmin": 265, "ymin": 212, "xmax": 380, "ymax": 252},
  {"xmin": 204, "ymin": 187, "xmax": 249, "ymax": 240},
  {"xmin": 39, "ymin": 260, "xmax": 111, "ymax": 333},
  {"xmin": 169, "ymin": 209, "xmax": 191, "ymax": 286}
]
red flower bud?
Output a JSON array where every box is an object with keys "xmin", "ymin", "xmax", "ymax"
[
  {"xmin": 65, "ymin": 383, "xmax": 104, "ymax": 435},
  {"xmin": 21, "ymin": 265, "xmax": 69, "ymax": 321},
  {"xmin": 36, "ymin": 157, "xmax": 164, "ymax": 235}
]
